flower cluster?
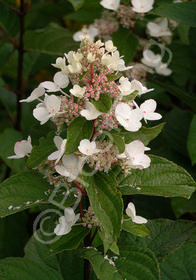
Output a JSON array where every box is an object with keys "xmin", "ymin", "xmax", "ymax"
[{"xmin": 9, "ymin": 39, "xmax": 161, "ymax": 234}]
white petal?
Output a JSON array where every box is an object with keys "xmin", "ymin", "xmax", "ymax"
[
  {"xmin": 140, "ymin": 99, "xmax": 157, "ymax": 113},
  {"xmin": 54, "ymin": 136, "xmax": 63, "ymax": 150},
  {"xmin": 78, "ymin": 139, "xmax": 99, "ymax": 155},
  {"xmin": 132, "ymin": 215, "xmax": 148, "ymax": 224},
  {"xmin": 53, "ymin": 72, "xmax": 69, "ymax": 89},
  {"xmin": 44, "ymin": 94, "xmax": 61, "ymax": 116},
  {"xmin": 80, "ymin": 102, "xmax": 102, "ymax": 120},
  {"xmin": 48, "ymin": 150, "xmax": 60, "ymax": 161},
  {"xmin": 126, "ymin": 202, "xmax": 136, "ymax": 218},
  {"xmin": 100, "ymin": 0, "xmax": 120, "ymax": 11},
  {"xmin": 33, "ymin": 104, "xmax": 50, "ymax": 125},
  {"xmin": 20, "ymin": 87, "xmax": 45, "ymax": 103},
  {"xmin": 39, "ymin": 81, "xmax": 58, "ymax": 92},
  {"xmin": 55, "ymin": 139, "xmax": 67, "ymax": 164},
  {"xmin": 145, "ymin": 112, "xmax": 162, "ymax": 121}
]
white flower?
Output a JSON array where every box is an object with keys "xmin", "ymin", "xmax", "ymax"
[
  {"xmin": 129, "ymin": 80, "xmax": 154, "ymax": 96},
  {"xmin": 141, "ymin": 50, "xmax": 162, "ymax": 68},
  {"xmin": 54, "ymin": 208, "xmax": 80, "ymax": 236},
  {"xmin": 51, "ymin": 57, "xmax": 68, "ymax": 74},
  {"xmin": 121, "ymin": 140, "xmax": 151, "ymax": 169},
  {"xmin": 87, "ymin": 53, "xmax": 96, "ymax": 62},
  {"xmin": 33, "ymin": 94, "xmax": 61, "ymax": 125},
  {"xmin": 80, "ymin": 102, "xmax": 102, "ymax": 120},
  {"xmin": 105, "ymin": 40, "xmax": 117, "ymax": 53},
  {"xmin": 140, "ymin": 99, "xmax": 162, "ymax": 122},
  {"xmin": 118, "ymin": 77, "xmax": 133, "ymax": 96},
  {"xmin": 8, "ymin": 136, "xmax": 32, "ymax": 159},
  {"xmin": 115, "ymin": 103, "xmax": 143, "ymax": 132},
  {"xmin": 155, "ymin": 63, "xmax": 172, "ymax": 76},
  {"xmin": 100, "ymin": 0, "xmax": 120, "ymax": 11},
  {"xmin": 147, "ymin": 18, "xmax": 172, "ymax": 37},
  {"xmin": 20, "ymin": 87, "xmax": 45, "ymax": 103},
  {"xmin": 117, "ymin": 58, "xmax": 133, "ymax": 71},
  {"xmin": 65, "ymin": 51, "xmax": 83, "ymax": 74},
  {"xmin": 48, "ymin": 136, "xmax": 67, "ymax": 164},
  {"xmin": 40, "ymin": 72, "xmax": 69, "ymax": 92},
  {"xmin": 73, "ymin": 25, "xmax": 98, "ymax": 42},
  {"xmin": 55, "ymin": 154, "xmax": 83, "ymax": 182},
  {"xmin": 131, "ymin": 0, "xmax": 154, "ymax": 13},
  {"xmin": 78, "ymin": 139, "xmax": 100, "ymax": 155},
  {"xmin": 70, "ymin": 85, "xmax": 86, "ymax": 98},
  {"xmin": 126, "ymin": 202, "xmax": 148, "ymax": 224}
]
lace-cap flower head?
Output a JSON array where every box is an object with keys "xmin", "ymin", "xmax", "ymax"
[
  {"xmin": 131, "ymin": 0, "xmax": 154, "ymax": 13},
  {"xmin": 126, "ymin": 202, "xmax": 148, "ymax": 224}
]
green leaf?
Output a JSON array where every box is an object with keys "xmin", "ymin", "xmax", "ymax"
[
  {"xmin": 91, "ymin": 93, "xmax": 112, "ymax": 113},
  {"xmin": 150, "ymin": 80, "xmax": 196, "ymax": 110},
  {"xmin": 0, "ymin": 258, "xmax": 63, "ymax": 280},
  {"xmin": 119, "ymin": 123, "xmax": 165, "ymax": 145},
  {"xmin": 65, "ymin": 116, "xmax": 94, "ymax": 154},
  {"xmin": 80, "ymin": 248, "xmax": 122, "ymax": 280},
  {"xmin": 27, "ymin": 131, "xmax": 56, "ymax": 168},
  {"xmin": 49, "ymin": 226, "xmax": 90, "ymax": 255},
  {"xmin": 0, "ymin": 128, "xmax": 27, "ymax": 173},
  {"xmin": 24, "ymin": 24, "xmax": 79, "ymax": 56},
  {"xmin": 160, "ymin": 243, "xmax": 196, "ymax": 279},
  {"xmin": 68, "ymin": 0, "xmax": 84, "ymax": 11},
  {"xmin": 83, "ymin": 170, "xmax": 123, "ymax": 252},
  {"xmin": 152, "ymin": 2, "xmax": 196, "ymax": 27},
  {"xmin": 121, "ymin": 90, "xmax": 138, "ymax": 102},
  {"xmin": 120, "ymin": 219, "xmax": 196, "ymax": 263},
  {"xmin": 0, "ymin": 2, "xmax": 19, "ymax": 37},
  {"xmin": 106, "ymin": 73, "xmax": 120, "ymax": 82},
  {"xmin": 113, "ymin": 29, "xmax": 139, "ymax": 64},
  {"xmin": 110, "ymin": 131, "xmax": 125, "ymax": 154},
  {"xmin": 118, "ymin": 155, "xmax": 196, "ymax": 199},
  {"xmin": 171, "ymin": 192, "xmax": 196, "ymax": 218},
  {"xmin": 115, "ymin": 246, "xmax": 160, "ymax": 280},
  {"xmin": 122, "ymin": 216, "xmax": 149, "ymax": 237},
  {"xmin": 187, "ymin": 115, "xmax": 196, "ymax": 165},
  {"xmin": 0, "ymin": 43, "xmax": 13, "ymax": 69},
  {"xmin": 0, "ymin": 171, "xmax": 51, "ymax": 217}
]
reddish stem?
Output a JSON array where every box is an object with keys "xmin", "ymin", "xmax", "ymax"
[
  {"xmin": 10, "ymin": 38, "xmax": 19, "ymax": 49},
  {"xmin": 25, "ymin": 2, "xmax": 31, "ymax": 13},
  {"xmin": 90, "ymin": 63, "xmax": 94, "ymax": 84},
  {"xmin": 79, "ymin": 201, "xmax": 84, "ymax": 218},
  {"xmin": 72, "ymin": 181, "xmax": 86, "ymax": 196}
]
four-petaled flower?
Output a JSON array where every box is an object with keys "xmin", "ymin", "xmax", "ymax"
[
  {"xmin": 73, "ymin": 25, "xmax": 99, "ymax": 42},
  {"xmin": 78, "ymin": 139, "xmax": 101, "ymax": 155},
  {"xmin": 131, "ymin": 0, "xmax": 154, "ymax": 13},
  {"xmin": 126, "ymin": 202, "xmax": 148, "ymax": 224},
  {"xmin": 147, "ymin": 18, "xmax": 172, "ymax": 38},
  {"xmin": 48, "ymin": 136, "xmax": 67, "ymax": 164},
  {"xmin": 140, "ymin": 99, "xmax": 162, "ymax": 122},
  {"xmin": 141, "ymin": 50, "xmax": 162, "ymax": 68},
  {"xmin": 54, "ymin": 208, "xmax": 80, "ymax": 236},
  {"xmin": 8, "ymin": 136, "xmax": 32, "ymax": 159},
  {"xmin": 70, "ymin": 85, "xmax": 86, "ymax": 98},
  {"xmin": 100, "ymin": 0, "xmax": 120, "ymax": 11}
]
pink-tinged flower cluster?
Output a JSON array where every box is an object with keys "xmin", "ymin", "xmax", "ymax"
[
  {"xmin": 116, "ymin": 5, "xmax": 140, "ymax": 28},
  {"xmin": 94, "ymin": 12, "xmax": 119, "ymax": 38}
]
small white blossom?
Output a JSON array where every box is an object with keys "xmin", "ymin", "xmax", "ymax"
[
  {"xmin": 147, "ymin": 18, "xmax": 172, "ymax": 38},
  {"xmin": 69, "ymin": 85, "xmax": 86, "ymax": 98},
  {"xmin": 141, "ymin": 50, "xmax": 162, "ymax": 68},
  {"xmin": 105, "ymin": 40, "xmax": 117, "ymax": 53},
  {"xmin": 48, "ymin": 136, "xmax": 67, "ymax": 164},
  {"xmin": 126, "ymin": 202, "xmax": 148, "ymax": 224},
  {"xmin": 117, "ymin": 58, "xmax": 133, "ymax": 71},
  {"xmin": 123, "ymin": 140, "xmax": 151, "ymax": 170},
  {"xmin": 118, "ymin": 77, "xmax": 133, "ymax": 96},
  {"xmin": 155, "ymin": 63, "xmax": 172, "ymax": 76},
  {"xmin": 55, "ymin": 154, "xmax": 83, "ymax": 182},
  {"xmin": 73, "ymin": 25, "xmax": 98, "ymax": 42},
  {"xmin": 8, "ymin": 136, "xmax": 32, "ymax": 159},
  {"xmin": 115, "ymin": 103, "xmax": 143, "ymax": 132},
  {"xmin": 78, "ymin": 139, "xmax": 100, "ymax": 155},
  {"xmin": 87, "ymin": 53, "xmax": 96, "ymax": 62},
  {"xmin": 80, "ymin": 102, "xmax": 102, "ymax": 120},
  {"xmin": 131, "ymin": 0, "xmax": 154, "ymax": 13},
  {"xmin": 51, "ymin": 57, "xmax": 68, "ymax": 74},
  {"xmin": 20, "ymin": 87, "xmax": 45, "ymax": 103},
  {"xmin": 65, "ymin": 51, "xmax": 83, "ymax": 74},
  {"xmin": 54, "ymin": 208, "xmax": 80, "ymax": 236},
  {"xmin": 140, "ymin": 99, "xmax": 162, "ymax": 122},
  {"xmin": 129, "ymin": 80, "xmax": 154, "ymax": 96},
  {"xmin": 40, "ymin": 72, "xmax": 69, "ymax": 92},
  {"xmin": 100, "ymin": 0, "xmax": 120, "ymax": 11},
  {"xmin": 33, "ymin": 94, "xmax": 61, "ymax": 125}
]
